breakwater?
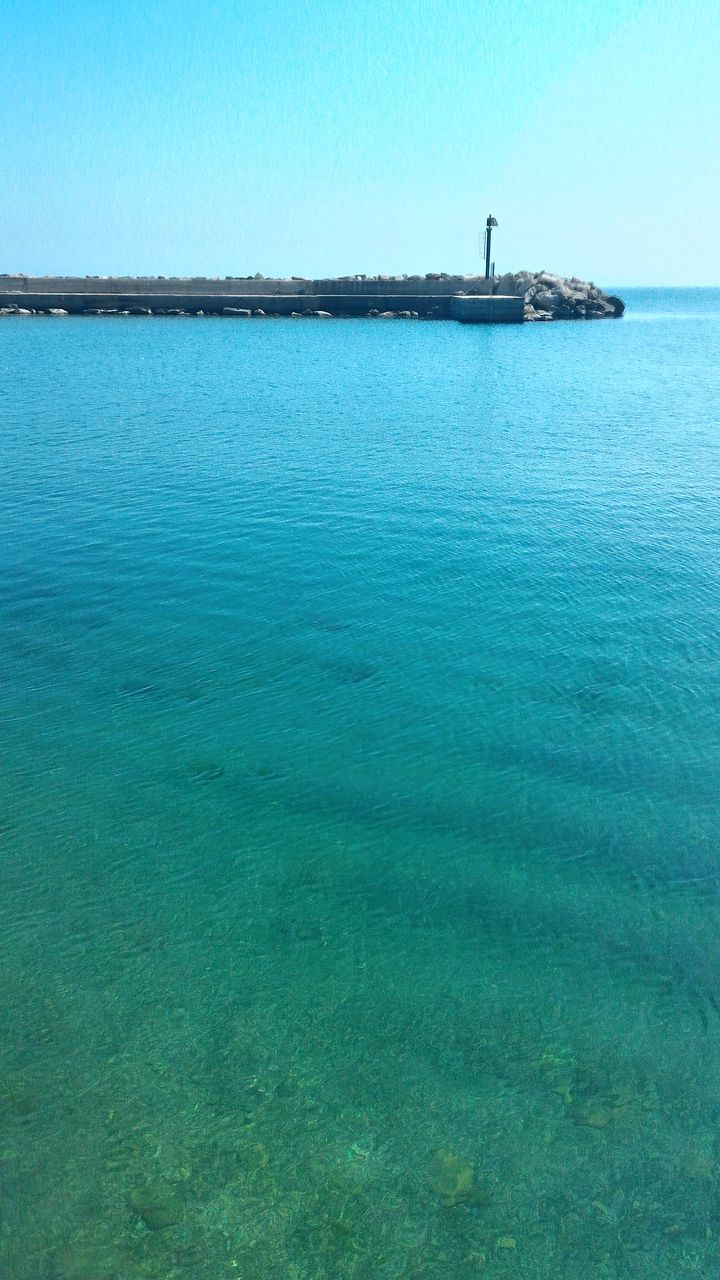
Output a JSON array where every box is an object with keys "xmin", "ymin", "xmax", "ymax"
[{"xmin": 0, "ymin": 272, "xmax": 623, "ymax": 322}]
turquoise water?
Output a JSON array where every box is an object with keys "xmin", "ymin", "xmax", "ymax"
[{"xmin": 1, "ymin": 291, "xmax": 720, "ymax": 1279}]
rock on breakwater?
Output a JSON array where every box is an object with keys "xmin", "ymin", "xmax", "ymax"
[{"xmin": 473, "ymin": 271, "xmax": 624, "ymax": 321}]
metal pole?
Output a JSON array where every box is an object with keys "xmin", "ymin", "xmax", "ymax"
[{"xmin": 484, "ymin": 215, "xmax": 498, "ymax": 279}]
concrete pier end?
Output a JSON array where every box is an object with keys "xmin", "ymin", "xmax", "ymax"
[{"xmin": 450, "ymin": 295, "xmax": 524, "ymax": 323}]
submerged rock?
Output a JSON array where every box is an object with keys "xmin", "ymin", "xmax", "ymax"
[
  {"xmin": 186, "ymin": 759, "xmax": 226, "ymax": 783},
  {"xmin": 1, "ymin": 1080, "xmax": 38, "ymax": 1116},
  {"xmin": 129, "ymin": 1181, "xmax": 183, "ymax": 1230},
  {"xmin": 52, "ymin": 1241, "xmax": 129, "ymax": 1279},
  {"xmin": 567, "ymin": 1069, "xmax": 639, "ymax": 1128},
  {"xmin": 428, "ymin": 1148, "xmax": 475, "ymax": 1206},
  {"xmin": 569, "ymin": 1100, "xmax": 612, "ymax": 1128}
]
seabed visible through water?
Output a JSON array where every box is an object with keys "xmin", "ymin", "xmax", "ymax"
[{"xmin": 2, "ymin": 290, "xmax": 720, "ymax": 1279}]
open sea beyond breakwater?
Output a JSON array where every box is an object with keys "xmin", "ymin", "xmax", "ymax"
[{"xmin": 1, "ymin": 288, "xmax": 720, "ymax": 1280}]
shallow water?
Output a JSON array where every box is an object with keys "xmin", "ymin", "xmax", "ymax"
[{"xmin": 1, "ymin": 291, "xmax": 720, "ymax": 1279}]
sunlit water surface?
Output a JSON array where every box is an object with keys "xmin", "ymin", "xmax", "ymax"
[{"xmin": 1, "ymin": 290, "xmax": 720, "ymax": 1280}]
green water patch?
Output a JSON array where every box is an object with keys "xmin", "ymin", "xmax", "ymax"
[{"xmin": 2, "ymin": 302, "xmax": 720, "ymax": 1278}]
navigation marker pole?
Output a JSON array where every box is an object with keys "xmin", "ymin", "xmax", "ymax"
[{"xmin": 483, "ymin": 214, "xmax": 498, "ymax": 279}]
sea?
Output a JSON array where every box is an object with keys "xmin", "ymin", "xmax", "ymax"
[{"xmin": 1, "ymin": 288, "xmax": 719, "ymax": 1280}]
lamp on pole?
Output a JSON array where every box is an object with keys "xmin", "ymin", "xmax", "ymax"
[{"xmin": 484, "ymin": 215, "xmax": 498, "ymax": 279}]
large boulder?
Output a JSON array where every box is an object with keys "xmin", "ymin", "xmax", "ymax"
[
  {"xmin": 516, "ymin": 270, "xmax": 624, "ymax": 322},
  {"xmin": 494, "ymin": 271, "xmax": 518, "ymax": 296},
  {"xmin": 514, "ymin": 272, "xmax": 536, "ymax": 297}
]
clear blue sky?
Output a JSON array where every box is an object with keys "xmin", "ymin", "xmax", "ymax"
[{"xmin": 1, "ymin": 0, "xmax": 718, "ymax": 284}]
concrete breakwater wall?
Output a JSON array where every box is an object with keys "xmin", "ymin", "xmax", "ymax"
[
  {"xmin": 0, "ymin": 273, "xmax": 498, "ymax": 319},
  {"xmin": 0, "ymin": 290, "xmax": 489, "ymax": 319},
  {"xmin": 0, "ymin": 273, "xmax": 493, "ymax": 298},
  {"xmin": 0, "ymin": 272, "xmax": 623, "ymax": 322}
]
